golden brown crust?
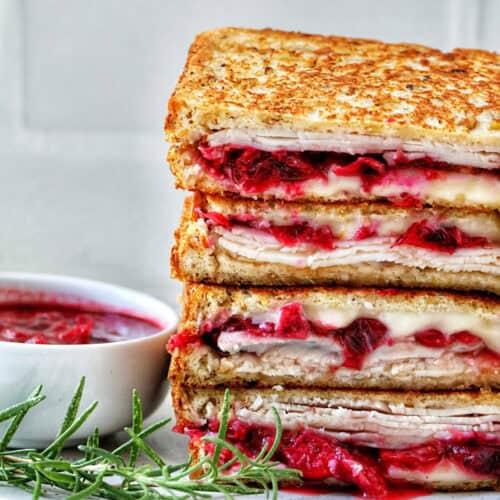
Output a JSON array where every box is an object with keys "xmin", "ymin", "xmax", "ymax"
[
  {"xmin": 166, "ymin": 28, "xmax": 500, "ymax": 147},
  {"xmin": 174, "ymin": 247, "xmax": 500, "ymax": 295},
  {"xmin": 171, "ymin": 202, "xmax": 500, "ymax": 295},
  {"xmin": 193, "ymin": 191, "xmax": 500, "ymax": 222},
  {"xmin": 176, "ymin": 283, "xmax": 500, "ymax": 334},
  {"xmin": 174, "ymin": 385, "xmax": 500, "ymax": 423}
]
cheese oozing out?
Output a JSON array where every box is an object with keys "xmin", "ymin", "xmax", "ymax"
[{"xmin": 188, "ymin": 159, "xmax": 500, "ymax": 207}]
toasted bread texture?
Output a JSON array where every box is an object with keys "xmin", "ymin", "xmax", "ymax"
[
  {"xmin": 192, "ymin": 192, "xmax": 500, "ymax": 227},
  {"xmin": 171, "ymin": 197, "xmax": 500, "ymax": 294},
  {"xmin": 166, "ymin": 28, "xmax": 499, "ymax": 148},
  {"xmin": 173, "ymin": 385, "xmax": 500, "ymax": 427},
  {"xmin": 177, "ymin": 283, "xmax": 500, "ymax": 336},
  {"xmin": 169, "ymin": 344, "xmax": 500, "ymax": 391}
]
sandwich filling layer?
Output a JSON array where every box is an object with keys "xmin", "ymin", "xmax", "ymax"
[
  {"xmin": 208, "ymin": 129, "xmax": 500, "ymax": 170},
  {"xmin": 168, "ymin": 301, "xmax": 500, "ymax": 373},
  {"xmin": 193, "ymin": 143, "xmax": 500, "ymax": 206},
  {"xmin": 198, "ymin": 211, "xmax": 500, "ymax": 275},
  {"xmin": 181, "ymin": 415, "xmax": 500, "ymax": 496}
]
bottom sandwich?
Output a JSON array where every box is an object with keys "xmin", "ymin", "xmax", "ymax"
[{"xmin": 172, "ymin": 386, "xmax": 500, "ymax": 496}]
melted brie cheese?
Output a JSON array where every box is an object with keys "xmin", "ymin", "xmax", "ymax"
[
  {"xmin": 192, "ymin": 159, "xmax": 500, "ymax": 207},
  {"xmin": 387, "ymin": 461, "xmax": 493, "ymax": 482},
  {"xmin": 215, "ymin": 288, "xmax": 500, "ymax": 352}
]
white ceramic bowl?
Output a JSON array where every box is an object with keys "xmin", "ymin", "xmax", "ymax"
[{"xmin": 0, "ymin": 272, "xmax": 177, "ymax": 448}]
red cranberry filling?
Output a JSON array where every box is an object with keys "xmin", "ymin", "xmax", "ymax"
[
  {"xmin": 182, "ymin": 420, "xmax": 500, "ymax": 496},
  {"xmin": 336, "ymin": 318, "xmax": 388, "ymax": 369},
  {"xmin": 274, "ymin": 302, "xmax": 312, "ymax": 339},
  {"xmin": 197, "ymin": 144, "xmax": 331, "ymax": 194},
  {"xmin": 199, "ymin": 305, "xmax": 388, "ymax": 370},
  {"xmin": 167, "ymin": 329, "xmax": 202, "ymax": 351},
  {"xmin": 414, "ymin": 329, "xmax": 450, "ymax": 348},
  {"xmin": 353, "ymin": 223, "xmax": 378, "ymax": 240},
  {"xmin": 380, "ymin": 443, "xmax": 444, "ymax": 473},
  {"xmin": 168, "ymin": 303, "xmax": 496, "ymax": 364},
  {"xmin": 198, "ymin": 210, "xmax": 335, "ymax": 251},
  {"xmin": 199, "ymin": 210, "xmax": 491, "ymax": 254},
  {"xmin": 449, "ymin": 444, "xmax": 500, "ymax": 476},
  {"xmin": 196, "ymin": 144, "xmax": 492, "ymax": 198},
  {"xmin": 280, "ymin": 429, "xmax": 387, "ymax": 497},
  {"xmin": 414, "ymin": 329, "xmax": 485, "ymax": 350},
  {"xmin": 381, "ymin": 441, "xmax": 500, "ymax": 477},
  {"xmin": 394, "ymin": 220, "xmax": 490, "ymax": 254},
  {"xmin": 269, "ymin": 223, "xmax": 335, "ymax": 250}
]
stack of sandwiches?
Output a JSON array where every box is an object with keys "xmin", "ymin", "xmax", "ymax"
[{"xmin": 165, "ymin": 28, "xmax": 500, "ymax": 495}]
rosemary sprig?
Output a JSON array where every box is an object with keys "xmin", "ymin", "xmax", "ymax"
[{"xmin": 0, "ymin": 379, "xmax": 301, "ymax": 499}]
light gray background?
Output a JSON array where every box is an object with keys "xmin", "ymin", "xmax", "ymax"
[{"xmin": 0, "ymin": 0, "xmax": 498, "ymax": 308}]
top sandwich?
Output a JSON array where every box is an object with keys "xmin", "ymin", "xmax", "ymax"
[{"xmin": 166, "ymin": 28, "xmax": 500, "ymax": 208}]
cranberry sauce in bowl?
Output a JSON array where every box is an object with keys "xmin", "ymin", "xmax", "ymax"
[
  {"xmin": 0, "ymin": 272, "xmax": 177, "ymax": 448},
  {"xmin": 0, "ymin": 305, "xmax": 162, "ymax": 345}
]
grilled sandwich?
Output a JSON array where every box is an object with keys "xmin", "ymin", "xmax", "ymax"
[
  {"xmin": 166, "ymin": 28, "xmax": 500, "ymax": 209},
  {"xmin": 168, "ymin": 284, "xmax": 500, "ymax": 391},
  {"xmin": 173, "ymin": 386, "xmax": 500, "ymax": 495},
  {"xmin": 172, "ymin": 194, "xmax": 500, "ymax": 294}
]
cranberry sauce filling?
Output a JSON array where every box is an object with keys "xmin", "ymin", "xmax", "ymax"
[
  {"xmin": 168, "ymin": 302, "xmax": 497, "ymax": 367},
  {"xmin": 198, "ymin": 209, "xmax": 336, "ymax": 250},
  {"xmin": 196, "ymin": 143, "xmax": 494, "ymax": 197},
  {"xmin": 393, "ymin": 220, "xmax": 490, "ymax": 254},
  {"xmin": 167, "ymin": 329, "xmax": 202, "ymax": 351},
  {"xmin": 198, "ymin": 210, "xmax": 490, "ymax": 254},
  {"xmin": 182, "ymin": 419, "xmax": 500, "ymax": 496},
  {"xmin": 413, "ymin": 329, "xmax": 484, "ymax": 349},
  {"xmin": 0, "ymin": 305, "xmax": 161, "ymax": 345}
]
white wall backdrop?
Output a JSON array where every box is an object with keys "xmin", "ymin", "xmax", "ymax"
[{"xmin": 0, "ymin": 0, "xmax": 498, "ymax": 307}]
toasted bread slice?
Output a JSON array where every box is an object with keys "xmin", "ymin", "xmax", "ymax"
[
  {"xmin": 169, "ymin": 344, "xmax": 500, "ymax": 391},
  {"xmin": 173, "ymin": 385, "xmax": 500, "ymax": 431},
  {"xmin": 171, "ymin": 195, "xmax": 500, "ymax": 294},
  {"xmin": 168, "ymin": 284, "xmax": 500, "ymax": 391},
  {"xmin": 177, "ymin": 283, "xmax": 500, "ymax": 332},
  {"xmin": 166, "ymin": 28, "xmax": 500, "ymax": 153},
  {"xmin": 172, "ymin": 384, "xmax": 500, "ymax": 492},
  {"xmin": 166, "ymin": 29, "xmax": 499, "ymax": 208}
]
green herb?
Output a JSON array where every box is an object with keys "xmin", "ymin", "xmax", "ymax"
[{"xmin": 0, "ymin": 378, "xmax": 301, "ymax": 499}]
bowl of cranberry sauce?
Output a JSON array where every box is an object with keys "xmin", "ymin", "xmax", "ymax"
[{"xmin": 0, "ymin": 272, "xmax": 177, "ymax": 448}]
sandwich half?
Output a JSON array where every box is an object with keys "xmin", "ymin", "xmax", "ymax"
[
  {"xmin": 168, "ymin": 284, "xmax": 500, "ymax": 391},
  {"xmin": 172, "ymin": 386, "xmax": 500, "ymax": 495},
  {"xmin": 166, "ymin": 28, "xmax": 500, "ymax": 209},
  {"xmin": 172, "ymin": 194, "xmax": 500, "ymax": 294}
]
